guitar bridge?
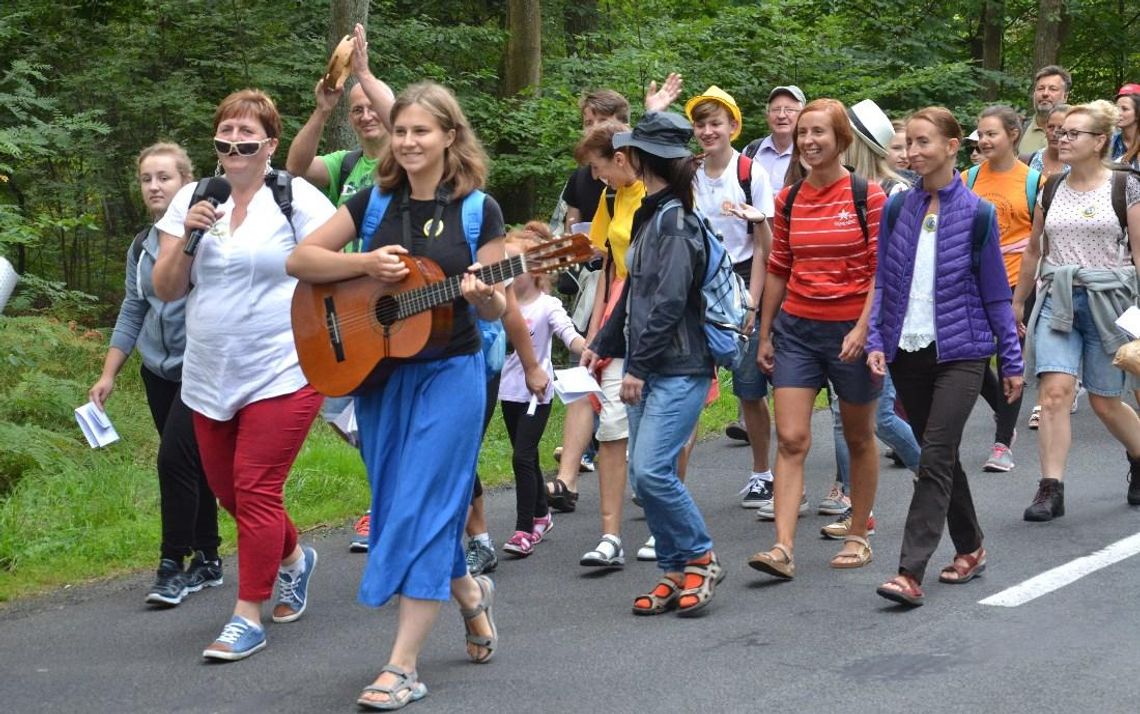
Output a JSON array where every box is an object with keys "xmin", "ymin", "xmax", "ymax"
[{"xmin": 324, "ymin": 296, "xmax": 346, "ymax": 362}]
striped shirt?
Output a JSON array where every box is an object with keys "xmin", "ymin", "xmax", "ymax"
[{"xmin": 768, "ymin": 174, "xmax": 886, "ymax": 321}]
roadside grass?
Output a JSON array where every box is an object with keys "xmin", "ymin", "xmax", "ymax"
[{"xmin": 0, "ymin": 316, "xmax": 752, "ymax": 602}]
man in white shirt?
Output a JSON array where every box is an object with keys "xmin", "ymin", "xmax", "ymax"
[{"xmin": 742, "ymin": 85, "xmax": 806, "ymax": 193}]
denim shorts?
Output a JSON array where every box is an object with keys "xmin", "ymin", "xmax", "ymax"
[
  {"xmin": 1033, "ymin": 288, "xmax": 1127, "ymax": 397},
  {"xmin": 771, "ymin": 311, "xmax": 880, "ymax": 405},
  {"xmin": 731, "ymin": 322, "xmax": 768, "ymax": 400}
]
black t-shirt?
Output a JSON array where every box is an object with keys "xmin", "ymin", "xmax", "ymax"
[
  {"xmin": 563, "ymin": 165, "xmax": 605, "ymax": 215},
  {"xmin": 345, "ymin": 187, "xmax": 506, "ymax": 357}
]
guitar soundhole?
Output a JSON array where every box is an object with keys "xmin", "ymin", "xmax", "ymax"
[{"xmin": 375, "ymin": 295, "xmax": 400, "ymax": 327}]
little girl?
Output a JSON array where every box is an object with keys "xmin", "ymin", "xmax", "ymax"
[{"xmin": 500, "ymin": 221, "xmax": 587, "ymax": 558}]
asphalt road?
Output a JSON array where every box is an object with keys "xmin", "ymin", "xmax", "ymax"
[{"xmin": 3, "ymin": 384, "xmax": 1139, "ymax": 713}]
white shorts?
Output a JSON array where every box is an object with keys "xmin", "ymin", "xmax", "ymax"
[{"xmin": 595, "ymin": 358, "xmax": 629, "ymax": 442}]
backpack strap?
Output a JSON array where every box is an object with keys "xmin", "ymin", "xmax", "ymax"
[
  {"xmin": 129, "ymin": 226, "xmax": 150, "ymax": 266},
  {"xmin": 1025, "ymin": 167, "xmax": 1041, "ymax": 218},
  {"xmin": 337, "ymin": 148, "xmax": 364, "ymax": 196},
  {"xmin": 966, "ymin": 164, "xmax": 981, "ymax": 190},
  {"xmin": 850, "ymin": 173, "xmax": 869, "ymax": 243},
  {"xmin": 359, "ymin": 186, "xmax": 393, "ymax": 253},
  {"xmin": 971, "ymin": 200, "xmax": 997, "ymax": 274},
  {"xmin": 460, "ymin": 189, "xmax": 486, "ymax": 261},
  {"xmin": 781, "ymin": 179, "xmax": 804, "ymax": 234},
  {"xmin": 604, "ymin": 187, "xmax": 617, "ymax": 221},
  {"xmin": 265, "ymin": 169, "xmax": 295, "ymax": 239},
  {"xmin": 737, "ymin": 152, "xmax": 753, "ymax": 208},
  {"xmin": 1110, "ymin": 166, "xmax": 1133, "ymax": 239}
]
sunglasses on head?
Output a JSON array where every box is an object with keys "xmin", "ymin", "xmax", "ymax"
[{"xmin": 213, "ymin": 137, "xmax": 271, "ymax": 156}]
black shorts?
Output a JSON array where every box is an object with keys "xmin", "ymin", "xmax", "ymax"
[{"xmin": 771, "ymin": 311, "xmax": 880, "ymax": 405}]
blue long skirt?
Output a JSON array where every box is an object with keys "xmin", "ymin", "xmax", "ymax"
[{"xmin": 356, "ymin": 353, "xmax": 484, "ymax": 606}]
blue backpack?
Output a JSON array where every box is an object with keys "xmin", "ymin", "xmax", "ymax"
[
  {"xmin": 358, "ymin": 187, "xmax": 505, "ymax": 378},
  {"xmin": 965, "ymin": 163, "xmax": 1040, "ymax": 219},
  {"xmin": 655, "ymin": 198, "xmax": 751, "ymax": 370}
]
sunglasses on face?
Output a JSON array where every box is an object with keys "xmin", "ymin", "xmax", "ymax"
[{"xmin": 213, "ymin": 137, "xmax": 271, "ymax": 156}]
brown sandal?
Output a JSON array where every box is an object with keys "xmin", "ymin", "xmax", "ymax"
[
  {"xmin": 748, "ymin": 543, "xmax": 795, "ymax": 579},
  {"xmin": 939, "ymin": 547, "xmax": 986, "ymax": 584},
  {"xmin": 676, "ymin": 552, "xmax": 725, "ymax": 617},
  {"xmin": 830, "ymin": 535, "xmax": 873, "ymax": 569},
  {"xmin": 632, "ymin": 575, "xmax": 682, "ymax": 616}
]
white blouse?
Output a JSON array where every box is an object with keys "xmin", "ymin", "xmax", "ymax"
[
  {"xmin": 155, "ymin": 177, "xmax": 336, "ymax": 420},
  {"xmin": 899, "ymin": 213, "xmax": 938, "ymax": 352}
]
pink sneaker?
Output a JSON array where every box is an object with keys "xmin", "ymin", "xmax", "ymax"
[
  {"xmin": 502, "ymin": 530, "xmax": 535, "ymax": 557},
  {"xmin": 532, "ymin": 513, "xmax": 554, "ymax": 544}
]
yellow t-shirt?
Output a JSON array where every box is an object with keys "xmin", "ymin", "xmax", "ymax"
[
  {"xmin": 588, "ymin": 181, "xmax": 645, "ymax": 279},
  {"xmin": 963, "ymin": 161, "xmax": 1042, "ymax": 287}
]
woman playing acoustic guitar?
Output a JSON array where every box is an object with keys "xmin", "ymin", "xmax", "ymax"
[{"xmin": 287, "ymin": 81, "xmax": 505, "ymax": 711}]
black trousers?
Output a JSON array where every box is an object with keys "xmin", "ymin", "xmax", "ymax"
[
  {"xmin": 500, "ymin": 399, "xmax": 552, "ymax": 532},
  {"xmin": 889, "ymin": 347, "xmax": 986, "ymax": 583},
  {"xmin": 140, "ymin": 366, "xmax": 220, "ymax": 562},
  {"xmin": 980, "ymin": 287, "xmax": 1032, "ymax": 446},
  {"xmin": 471, "ymin": 373, "xmax": 500, "ymax": 502}
]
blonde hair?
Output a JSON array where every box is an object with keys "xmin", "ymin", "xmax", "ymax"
[
  {"xmin": 377, "ymin": 82, "xmax": 487, "ymax": 198},
  {"xmin": 137, "ymin": 142, "xmax": 195, "ymax": 183},
  {"xmin": 845, "ymin": 133, "xmax": 907, "ymax": 186},
  {"xmin": 1066, "ymin": 100, "xmax": 1120, "ymax": 159},
  {"xmin": 505, "ymin": 221, "xmax": 555, "ymax": 293}
]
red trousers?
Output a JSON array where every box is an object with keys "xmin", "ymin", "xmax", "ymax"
[{"xmin": 192, "ymin": 386, "xmax": 321, "ymax": 602}]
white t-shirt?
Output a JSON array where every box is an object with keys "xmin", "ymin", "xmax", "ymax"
[
  {"xmin": 498, "ymin": 293, "xmax": 582, "ymax": 404},
  {"xmin": 1043, "ymin": 173, "xmax": 1140, "ymax": 270},
  {"xmin": 693, "ymin": 151, "xmax": 776, "ymax": 264},
  {"xmin": 899, "ymin": 212, "xmax": 938, "ymax": 352},
  {"xmin": 155, "ymin": 177, "xmax": 336, "ymax": 420}
]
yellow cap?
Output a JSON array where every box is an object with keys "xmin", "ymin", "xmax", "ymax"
[{"xmin": 684, "ymin": 86, "xmax": 743, "ymax": 141}]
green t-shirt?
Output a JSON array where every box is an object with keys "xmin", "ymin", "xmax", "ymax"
[{"xmin": 320, "ymin": 149, "xmax": 379, "ymax": 207}]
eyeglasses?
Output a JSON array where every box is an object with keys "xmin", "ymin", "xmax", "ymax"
[
  {"xmin": 769, "ymin": 107, "xmax": 801, "ymax": 116},
  {"xmin": 1053, "ymin": 129, "xmax": 1102, "ymax": 142},
  {"xmin": 349, "ymin": 106, "xmax": 373, "ymax": 118},
  {"xmin": 213, "ymin": 137, "xmax": 271, "ymax": 156}
]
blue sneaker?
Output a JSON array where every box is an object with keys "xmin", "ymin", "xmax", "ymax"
[
  {"xmin": 202, "ymin": 616, "xmax": 266, "ymax": 661},
  {"xmin": 272, "ymin": 546, "xmax": 317, "ymax": 623}
]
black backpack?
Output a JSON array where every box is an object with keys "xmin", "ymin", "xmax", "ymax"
[
  {"xmin": 782, "ymin": 172, "xmax": 871, "ymax": 242},
  {"xmin": 264, "ymin": 169, "xmax": 296, "ymax": 238},
  {"xmin": 337, "ymin": 148, "xmax": 365, "ymax": 195}
]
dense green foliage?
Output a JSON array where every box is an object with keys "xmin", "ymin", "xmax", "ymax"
[{"xmin": 0, "ymin": 0, "xmax": 1136, "ymax": 318}]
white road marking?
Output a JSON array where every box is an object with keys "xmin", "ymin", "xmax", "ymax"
[{"xmin": 979, "ymin": 531, "xmax": 1140, "ymax": 607}]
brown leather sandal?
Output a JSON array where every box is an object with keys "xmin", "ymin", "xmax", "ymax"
[
  {"xmin": 939, "ymin": 547, "xmax": 986, "ymax": 584},
  {"xmin": 748, "ymin": 543, "xmax": 795, "ymax": 579},
  {"xmin": 830, "ymin": 535, "xmax": 873, "ymax": 569},
  {"xmin": 632, "ymin": 575, "xmax": 682, "ymax": 616}
]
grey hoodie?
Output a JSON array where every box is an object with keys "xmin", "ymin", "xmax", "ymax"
[{"xmin": 108, "ymin": 226, "xmax": 187, "ymax": 381}]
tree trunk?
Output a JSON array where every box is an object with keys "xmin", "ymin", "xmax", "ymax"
[
  {"xmin": 327, "ymin": 0, "xmax": 370, "ymax": 152},
  {"xmin": 1032, "ymin": 0, "xmax": 1067, "ymax": 71},
  {"xmin": 499, "ymin": 0, "xmax": 543, "ymax": 222},
  {"xmin": 981, "ymin": 0, "xmax": 1004, "ymax": 101}
]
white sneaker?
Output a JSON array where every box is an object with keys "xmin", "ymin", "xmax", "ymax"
[
  {"xmin": 757, "ymin": 493, "xmax": 809, "ymax": 521},
  {"xmin": 636, "ymin": 536, "xmax": 657, "ymax": 561}
]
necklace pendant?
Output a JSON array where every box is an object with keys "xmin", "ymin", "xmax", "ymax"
[{"xmin": 1081, "ymin": 205, "xmax": 1096, "ymax": 219}]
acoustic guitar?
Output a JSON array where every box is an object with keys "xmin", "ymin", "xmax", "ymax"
[{"xmin": 292, "ymin": 233, "xmax": 594, "ymax": 396}]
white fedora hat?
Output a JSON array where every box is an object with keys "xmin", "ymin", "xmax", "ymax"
[{"xmin": 847, "ymin": 99, "xmax": 895, "ymax": 158}]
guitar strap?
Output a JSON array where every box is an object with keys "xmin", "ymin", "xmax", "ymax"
[{"xmin": 398, "ymin": 185, "xmax": 451, "ymax": 255}]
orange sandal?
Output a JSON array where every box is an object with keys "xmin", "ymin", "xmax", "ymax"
[
  {"xmin": 676, "ymin": 552, "xmax": 725, "ymax": 617},
  {"xmin": 939, "ymin": 547, "xmax": 986, "ymax": 584},
  {"xmin": 632, "ymin": 575, "xmax": 682, "ymax": 616}
]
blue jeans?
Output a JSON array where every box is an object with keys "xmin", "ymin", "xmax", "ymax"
[
  {"xmin": 832, "ymin": 370, "xmax": 920, "ymax": 491},
  {"xmin": 626, "ymin": 373, "xmax": 713, "ymax": 573}
]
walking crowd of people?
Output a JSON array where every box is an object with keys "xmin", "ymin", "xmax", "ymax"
[{"xmin": 87, "ymin": 21, "xmax": 1140, "ymax": 709}]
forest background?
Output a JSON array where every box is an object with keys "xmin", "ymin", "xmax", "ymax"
[{"xmin": 0, "ymin": 0, "xmax": 1137, "ymax": 597}]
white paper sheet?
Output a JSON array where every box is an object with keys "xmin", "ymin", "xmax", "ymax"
[
  {"xmin": 553, "ymin": 366, "xmax": 604, "ymax": 405},
  {"xmin": 75, "ymin": 402, "xmax": 120, "ymax": 448},
  {"xmin": 330, "ymin": 400, "xmax": 359, "ymax": 447},
  {"xmin": 1116, "ymin": 306, "xmax": 1140, "ymax": 339}
]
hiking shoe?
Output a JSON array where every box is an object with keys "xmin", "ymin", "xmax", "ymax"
[
  {"xmin": 145, "ymin": 559, "xmax": 188, "ymax": 607},
  {"xmin": 502, "ymin": 530, "xmax": 536, "ymax": 558},
  {"xmin": 183, "ymin": 552, "xmax": 223, "ymax": 593},
  {"xmin": 532, "ymin": 513, "xmax": 553, "ymax": 544},
  {"xmin": 636, "ymin": 536, "xmax": 657, "ymax": 561},
  {"xmin": 272, "ymin": 546, "xmax": 317, "ymax": 623},
  {"xmin": 465, "ymin": 539, "xmax": 498, "ymax": 575},
  {"xmin": 821, "ymin": 508, "xmax": 877, "ymax": 539},
  {"xmin": 756, "ymin": 493, "xmax": 809, "ymax": 521},
  {"xmin": 725, "ymin": 420, "xmax": 750, "ymax": 443},
  {"xmin": 349, "ymin": 511, "xmax": 370, "ymax": 552},
  {"xmin": 580, "ymin": 535, "xmax": 624, "ymax": 567},
  {"xmin": 817, "ymin": 482, "xmax": 850, "ymax": 515},
  {"xmin": 1127, "ymin": 452, "xmax": 1140, "ymax": 506},
  {"xmin": 1028, "ymin": 405, "xmax": 1041, "ymax": 430},
  {"xmin": 983, "ymin": 443, "xmax": 1015, "ymax": 472},
  {"xmin": 202, "ymin": 616, "xmax": 266, "ymax": 661},
  {"xmin": 739, "ymin": 474, "xmax": 773, "ymax": 509},
  {"xmin": 1024, "ymin": 478, "xmax": 1065, "ymax": 522}
]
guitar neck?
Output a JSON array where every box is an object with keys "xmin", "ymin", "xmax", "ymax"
[{"xmin": 397, "ymin": 254, "xmax": 527, "ymax": 320}]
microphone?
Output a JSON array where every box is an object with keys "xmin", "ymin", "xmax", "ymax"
[{"xmin": 183, "ymin": 177, "xmax": 232, "ymax": 256}]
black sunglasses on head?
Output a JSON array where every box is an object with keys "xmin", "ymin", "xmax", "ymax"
[{"xmin": 213, "ymin": 137, "xmax": 271, "ymax": 156}]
